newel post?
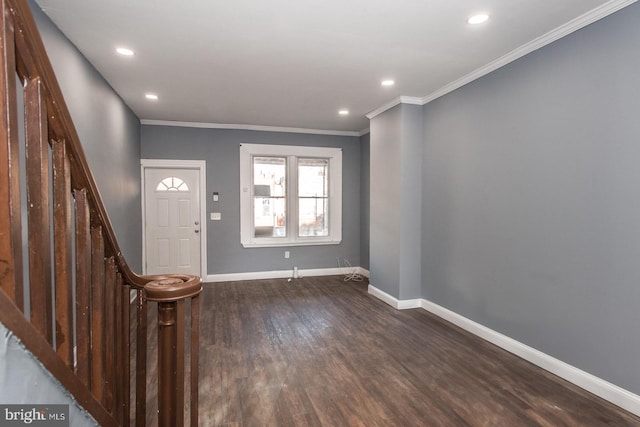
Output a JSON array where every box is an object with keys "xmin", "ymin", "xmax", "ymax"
[{"xmin": 144, "ymin": 275, "xmax": 202, "ymax": 427}]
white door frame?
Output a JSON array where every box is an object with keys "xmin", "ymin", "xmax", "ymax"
[{"xmin": 141, "ymin": 159, "xmax": 207, "ymax": 279}]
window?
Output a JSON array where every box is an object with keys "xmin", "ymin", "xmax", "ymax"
[
  {"xmin": 240, "ymin": 143, "xmax": 342, "ymax": 247},
  {"xmin": 156, "ymin": 176, "xmax": 189, "ymax": 192}
]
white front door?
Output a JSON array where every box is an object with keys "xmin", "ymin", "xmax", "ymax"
[{"xmin": 144, "ymin": 167, "xmax": 201, "ymax": 276}]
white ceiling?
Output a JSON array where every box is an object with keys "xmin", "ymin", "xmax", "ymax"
[{"xmin": 33, "ymin": 0, "xmax": 631, "ymax": 134}]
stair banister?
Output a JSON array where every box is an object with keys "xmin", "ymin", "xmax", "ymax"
[{"xmin": 0, "ymin": 1, "xmax": 202, "ymax": 425}]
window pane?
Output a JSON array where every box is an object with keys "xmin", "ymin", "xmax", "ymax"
[
  {"xmin": 298, "ymin": 158, "xmax": 328, "ymax": 236},
  {"xmin": 299, "ymin": 197, "xmax": 328, "ymax": 236},
  {"xmin": 253, "ymin": 157, "xmax": 286, "ymax": 238},
  {"xmin": 254, "ymin": 197, "xmax": 286, "ymax": 237},
  {"xmin": 156, "ymin": 176, "xmax": 189, "ymax": 192},
  {"xmin": 298, "ymin": 158, "xmax": 328, "ymax": 197}
]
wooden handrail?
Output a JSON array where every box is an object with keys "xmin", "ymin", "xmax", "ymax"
[{"xmin": 0, "ymin": 0, "xmax": 202, "ymax": 425}]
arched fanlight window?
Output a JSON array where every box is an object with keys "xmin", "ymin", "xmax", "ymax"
[{"xmin": 156, "ymin": 176, "xmax": 189, "ymax": 192}]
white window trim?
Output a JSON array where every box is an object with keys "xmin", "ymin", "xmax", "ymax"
[{"xmin": 240, "ymin": 143, "xmax": 342, "ymax": 248}]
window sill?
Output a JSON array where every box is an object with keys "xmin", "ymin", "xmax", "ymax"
[{"xmin": 241, "ymin": 239, "xmax": 341, "ymax": 248}]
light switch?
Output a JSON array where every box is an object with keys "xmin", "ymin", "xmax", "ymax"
[{"xmin": 211, "ymin": 212, "xmax": 221, "ymax": 220}]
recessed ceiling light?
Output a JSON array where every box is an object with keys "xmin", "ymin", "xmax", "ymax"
[
  {"xmin": 468, "ymin": 14, "xmax": 489, "ymax": 25},
  {"xmin": 338, "ymin": 109, "xmax": 349, "ymax": 116},
  {"xmin": 145, "ymin": 93, "xmax": 158, "ymax": 100},
  {"xmin": 381, "ymin": 80, "xmax": 395, "ymax": 87},
  {"xmin": 116, "ymin": 47, "xmax": 135, "ymax": 56}
]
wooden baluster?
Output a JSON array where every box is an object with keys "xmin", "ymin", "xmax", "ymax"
[
  {"xmin": 158, "ymin": 301, "xmax": 179, "ymax": 427},
  {"xmin": 135, "ymin": 289, "xmax": 147, "ymax": 427},
  {"xmin": 90, "ymin": 226, "xmax": 105, "ymax": 401},
  {"xmin": 175, "ymin": 300, "xmax": 185, "ymax": 427},
  {"xmin": 25, "ymin": 76, "xmax": 53, "ymax": 343},
  {"xmin": 122, "ymin": 282, "xmax": 131, "ymax": 427},
  {"xmin": 103, "ymin": 257, "xmax": 116, "ymax": 412},
  {"xmin": 74, "ymin": 188, "xmax": 91, "ymax": 386},
  {"xmin": 190, "ymin": 295, "xmax": 200, "ymax": 427},
  {"xmin": 0, "ymin": 1, "xmax": 23, "ymax": 309},
  {"xmin": 52, "ymin": 140, "xmax": 73, "ymax": 366},
  {"xmin": 115, "ymin": 272, "xmax": 124, "ymax": 424}
]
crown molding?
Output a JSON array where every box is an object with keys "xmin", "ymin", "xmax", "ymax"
[
  {"xmin": 365, "ymin": 96, "xmax": 423, "ymax": 120},
  {"xmin": 143, "ymin": 1, "xmax": 636, "ymax": 132},
  {"xmin": 141, "ymin": 119, "xmax": 362, "ymax": 137},
  {"xmin": 365, "ymin": 97, "xmax": 401, "ymax": 120},
  {"xmin": 364, "ymin": 0, "xmax": 636, "ymax": 119},
  {"xmin": 358, "ymin": 128, "xmax": 370, "ymax": 136},
  {"xmin": 421, "ymin": 0, "xmax": 637, "ymax": 105},
  {"xmin": 398, "ymin": 96, "xmax": 424, "ymax": 105}
]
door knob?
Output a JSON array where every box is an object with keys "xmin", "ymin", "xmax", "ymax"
[
  {"xmin": 195, "ymin": 229, "xmax": 200, "ymax": 233},
  {"xmin": 195, "ymin": 221, "xmax": 199, "ymax": 225}
]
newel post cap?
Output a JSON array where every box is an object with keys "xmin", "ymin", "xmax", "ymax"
[{"xmin": 144, "ymin": 275, "xmax": 203, "ymax": 302}]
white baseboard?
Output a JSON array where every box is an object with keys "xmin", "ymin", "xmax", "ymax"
[
  {"xmin": 367, "ymin": 284, "xmax": 640, "ymax": 417},
  {"xmin": 367, "ymin": 284, "xmax": 420, "ymax": 309},
  {"xmin": 206, "ymin": 266, "xmax": 363, "ymax": 283},
  {"xmin": 357, "ymin": 267, "xmax": 370, "ymax": 278}
]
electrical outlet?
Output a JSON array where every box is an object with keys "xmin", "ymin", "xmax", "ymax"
[
  {"xmin": 284, "ymin": 251, "xmax": 290, "ymax": 259},
  {"xmin": 211, "ymin": 212, "xmax": 221, "ymax": 220}
]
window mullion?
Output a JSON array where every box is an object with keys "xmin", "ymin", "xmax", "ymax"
[
  {"xmin": 249, "ymin": 155, "xmax": 256, "ymax": 242},
  {"xmin": 288, "ymin": 155, "xmax": 298, "ymax": 242}
]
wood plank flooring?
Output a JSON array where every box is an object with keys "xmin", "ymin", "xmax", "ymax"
[{"xmin": 147, "ymin": 275, "xmax": 640, "ymax": 426}]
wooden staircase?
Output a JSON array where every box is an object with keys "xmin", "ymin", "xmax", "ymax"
[{"xmin": 0, "ymin": 0, "xmax": 202, "ymax": 425}]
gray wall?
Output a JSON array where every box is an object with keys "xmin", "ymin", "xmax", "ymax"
[
  {"xmin": 30, "ymin": 1, "xmax": 142, "ymax": 271},
  {"xmin": 370, "ymin": 104, "xmax": 422, "ymax": 299},
  {"xmin": 141, "ymin": 126, "xmax": 361, "ymax": 275},
  {"xmin": 359, "ymin": 132, "xmax": 370, "ymax": 270},
  {"xmin": 399, "ymin": 105, "xmax": 423, "ymax": 300},
  {"xmin": 421, "ymin": 3, "xmax": 640, "ymax": 394},
  {"xmin": 370, "ymin": 107, "xmax": 402, "ymax": 297}
]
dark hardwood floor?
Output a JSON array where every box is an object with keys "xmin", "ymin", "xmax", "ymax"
[{"xmin": 147, "ymin": 275, "xmax": 640, "ymax": 426}]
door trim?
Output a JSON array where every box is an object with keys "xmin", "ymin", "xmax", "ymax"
[{"xmin": 141, "ymin": 159, "xmax": 207, "ymax": 278}]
